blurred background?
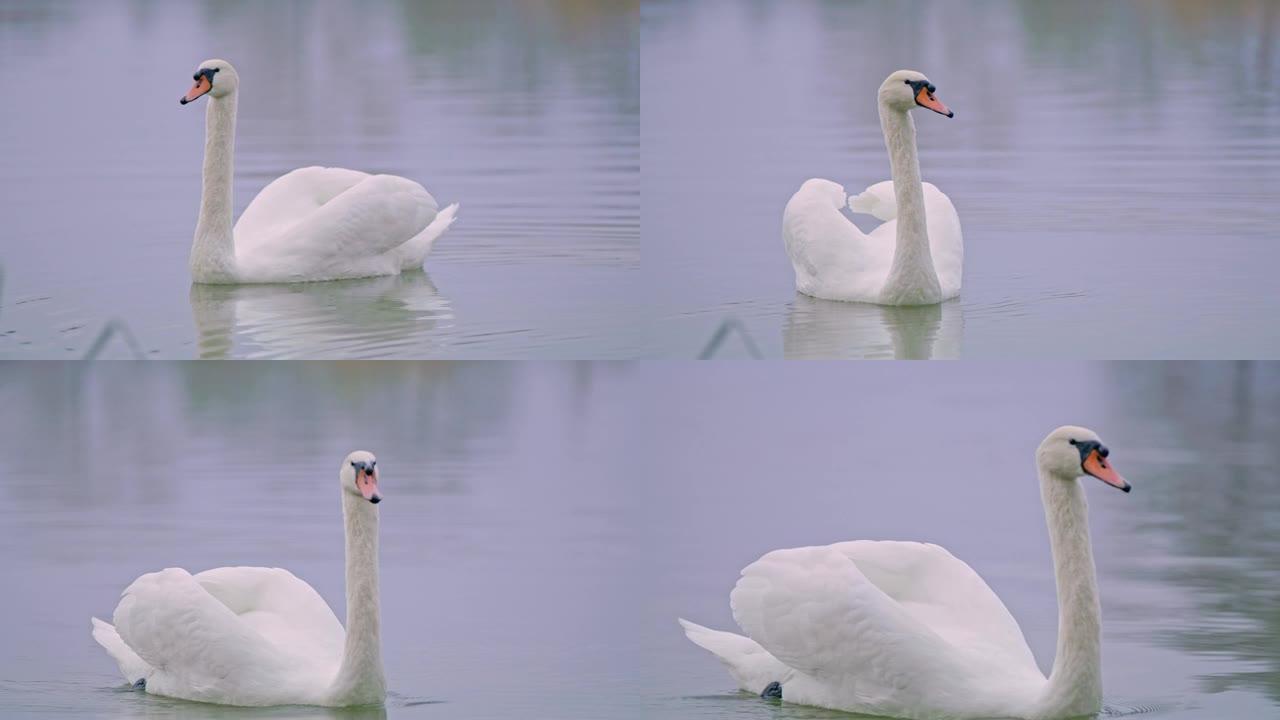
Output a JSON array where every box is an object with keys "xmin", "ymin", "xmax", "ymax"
[
  {"xmin": 0, "ymin": 361, "xmax": 642, "ymax": 719},
  {"xmin": 643, "ymin": 0, "xmax": 1280, "ymax": 358},
  {"xmin": 0, "ymin": 0, "xmax": 639, "ymax": 359},
  {"xmin": 632, "ymin": 361, "xmax": 1280, "ymax": 718}
]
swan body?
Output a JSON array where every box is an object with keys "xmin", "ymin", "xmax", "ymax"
[
  {"xmin": 92, "ymin": 452, "xmax": 388, "ymax": 707},
  {"xmin": 784, "ymin": 70, "xmax": 962, "ymax": 306},
  {"xmin": 680, "ymin": 426, "xmax": 1132, "ymax": 720},
  {"xmin": 181, "ymin": 59, "xmax": 458, "ymax": 284}
]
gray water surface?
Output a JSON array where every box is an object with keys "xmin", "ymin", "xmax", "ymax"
[
  {"xmin": 632, "ymin": 362, "xmax": 1280, "ymax": 718},
  {"xmin": 643, "ymin": 0, "xmax": 1280, "ymax": 358},
  {"xmin": 0, "ymin": 1, "xmax": 639, "ymax": 359},
  {"xmin": 0, "ymin": 362, "xmax": 1277, "ymax": 718},
  {"xmin": 0, "ymin": 362, "xmax": 641, "ymax": 719}
]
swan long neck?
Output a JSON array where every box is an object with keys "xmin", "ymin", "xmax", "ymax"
[
  {"xmin": 190, "ymin": 93, "xmax": 238, "ymax": 282},
  {"xmin": 329, "ymin": 493, "xmax": 385, "ymax": 705},
  {"xmin": 878, "ymin": 104, "xmax": 941, "ymax": 305},
  {"xmin": 1035, "ymin": 466, "xmax": 1103, "ymax": 715}
]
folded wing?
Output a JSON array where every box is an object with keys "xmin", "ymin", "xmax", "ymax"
[
  {"xmin": 110, "ymin": 567, "xmax": 342, "ymax": 705},
  {"xmin": 194, "ymin": 566, "xmax": 345, "ymax": 668},
  {"xmin": 730, "ymin": 542, "xmax": 1043, "ymax": 707},
  {"xmin": 235, "ymin": 166, "xmax": 439, "ymax": 279}
]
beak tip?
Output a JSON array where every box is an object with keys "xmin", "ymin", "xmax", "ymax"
[
  {"xmin": 1121, "ymin": 483, "xmax": 1131, "ymax": 493},
  {"xmin": 179, "ymin": 97, "xmax": 188, "ymax": 105},
  {"xmin": 369, "ymin": 495, "xmax": 382, "ymax": 504},
  {"xmin": 946, "ymin": 110, "xmax": 955, "ymax": 118}
]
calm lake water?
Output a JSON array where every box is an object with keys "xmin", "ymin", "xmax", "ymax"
[
  {"xmin": 643, "ymin": 0, "xmax": 1280, "ymax": 358},
  {"xmin": 0, "ymin": 1, "xmax": 639, "ymax": 359},
  {"xmin": 632, "ymin": 362, "xmax": 1280, "ymax": 718},
  {"xmin": 1, "ymin": 362, "xmax": 1278, "ymax": 718},
  {"xmin": 0, "ymin": 362, "xmax": 642, "ymax": 719}
]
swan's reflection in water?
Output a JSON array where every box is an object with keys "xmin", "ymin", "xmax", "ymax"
[
  {"xmin": 783, "ymin": 294, "xmax": 964, "ymax": 359},
  {"xmin": 190, "ymin": 272, "xmax": 453, "ymax": 359},
  {"xmin": 105, "ymin": 683, "xmax": 393, "ymax": 719}
]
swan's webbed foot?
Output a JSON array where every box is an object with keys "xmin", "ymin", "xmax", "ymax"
[
  {"xmin": 132, "ymin": 678, "xmax": 146, "ymax": 690},
  {"xmin": 761, "ymin": 681, "xmax": 782, "ymax": 700}
]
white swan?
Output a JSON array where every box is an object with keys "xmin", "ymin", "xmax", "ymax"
[
  {"xmin": 180, "ymin": 59, "xmax": 458, "ymax": 284},
  {"xmin": 679, "ymin": 426, "xmax": 1132, "ymax": 720},
  {"xmin": 784, "ymin": 70, "xmax": 962, "ymax": 306},
  {"xmin": 92, "ymin": 452, "xmax": 387, "ymax": 707}
]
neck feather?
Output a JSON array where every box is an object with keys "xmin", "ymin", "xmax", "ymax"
[
  {"xmin": 329, "ymin": 493, "xmax": 385, "ymax": 705},
  {"xmin": 1035, "ymin": 468, "xmax": 1103, "ymax": 716},
  {"xmin": 878, "ymin": 105, "xmax": 941, "ymax": 305},
  {"xmin": 191, "ymin": 93, "xmax": 238, "ymax": 282}
]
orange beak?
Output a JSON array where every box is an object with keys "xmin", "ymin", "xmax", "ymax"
[
  {"xmin": 1083, "ymin": 449, "xmax": 1130, "ymax": 493},
  {"xmin": 180, "ymin": 75, "xmax": 211, "ymax": 105},
  {"xmin": 915, "ymin": 86, "xmax": 953, "ymax": 118},
  {"xmin": 358, "ymin": 469, "xmax": 381, "ymax": 504}
]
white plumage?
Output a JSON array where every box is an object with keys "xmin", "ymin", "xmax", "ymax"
[
  {"xmin": 680, "ymin": 426, "xmax": 1133, "ymax": 720},
  {"xmin": 92, "ymin": 451, "xmax": 387, "ymax": 707},
  {"xmin": 181, "ymin": 59, "xmax": 458, "ymax": 284}
]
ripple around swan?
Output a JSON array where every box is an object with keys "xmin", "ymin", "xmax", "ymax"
[{"xmin": 189, "ymin": 274, "xmax": 457, "ymax": 360}]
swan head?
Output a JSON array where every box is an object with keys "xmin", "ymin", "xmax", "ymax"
[
  {"xmin": 341, "ymin": 451, "xmax": 382, "ymax": 504},
  {"xmin": 1037, "ymin": 426, "xmax": 1130, "ymax": 492},
  {"xmin": 879, "ymin": 70, "xmax": 953, "ymax": 118},
  {"xmin": 179, "ymin": 59, "xmax": 238, "ymax": 105}
]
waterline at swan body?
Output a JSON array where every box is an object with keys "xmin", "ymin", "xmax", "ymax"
[
  {"xmin": 181, "ymin": 59, "xmax": 458, "ymax": 284},
  {"xmin": 783, "ymin": 70, "xmax": 962, "ymax": 306},
  {"xmin": 91, "ymin": 452, "xmax": 387, "ymax": 707},
  {"xmin": 679, "ymin": 426, "xmax": 1131, "ymax": 720}
]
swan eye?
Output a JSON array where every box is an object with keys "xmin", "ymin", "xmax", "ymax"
[
  {"xmin": 904, "ymin": 80, "xmax": 911, "ymax": 85},
  {"xmin": 1068, "ymin": 438, "xmax": 1078, "ymax": 445}
]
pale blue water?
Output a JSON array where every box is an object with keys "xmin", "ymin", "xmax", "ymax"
[
  {"xmin": 632, "ymin": 362, "xmax": 1280, "ymax": 718},
  {"xmin": 643, "ymin": 0, "xmax": 1280, "ymax": 358},
  {"xmin": 0, "ymin": 1, "xmax": 639, "ymax": 359},
  {"xmin": 1, "ymin": 362, "xmax": 1278, "ymax": 718},
  {"xmin": 0, "ymin": 362, "xmax": 643, "ymax": 719}
]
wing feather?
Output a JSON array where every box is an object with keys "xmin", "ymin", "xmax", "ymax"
[
  {"xmin": 730, "ymin": 542, "xmax": 1044, "ymax": 709},
  {"xmin": 110, "ymin": 567, "xmax": 342, "ymax": 705},
  {"xmin": 112, "ymin": 568, "xmax": 301, "ymax": 703},
  {"xmin": 829, "ymin": 541, "xmax": 1038, "ymax": 672},
  {"xmin": 233, "ymin": 167, "xmax": 439, "ymax": 280},
  {"xmin": 783, "ymin": 179, "xmax": 892, "ymax": 302},
  {"xmin": 194, "ymin": 566, "xmax": 345, "ymax": 667}
]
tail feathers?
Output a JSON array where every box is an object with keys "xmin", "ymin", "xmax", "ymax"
[
  {"xmin": 678, "ymin": 618, "xmax": 791, "ymax": 694},
  {"xmin": 399, "ymin": 202, "xmax": 459, "ymax": 269},
  {"xmin": 91, "ymin": 617, "xmax": 150, "ymax": 685}
]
